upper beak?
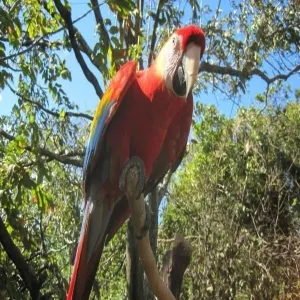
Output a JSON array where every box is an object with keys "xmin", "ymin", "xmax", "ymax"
[{"xmin": 182, "ymin": 43, "xmax": 201, "ymax": 98}]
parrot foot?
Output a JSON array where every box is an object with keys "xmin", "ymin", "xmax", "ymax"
[
  {"xmin": 135, "ymin": 203, "xmax": 150, "ymax": 240},
  {"xmin": 119, "ymin": 156, "xmax": 146, "ymax": 199},
  {"xmin": 120, "ymin": 156, "xmax": 149, "ymax": 239}
]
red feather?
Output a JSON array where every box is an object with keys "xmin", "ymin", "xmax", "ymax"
[
  {"xmin": 67, "ymin": 25, "xmax": 205, "ymax": 299},
  {"xmin": 176, "ymin": 25, "xmax": 205, "ymax": 57}
]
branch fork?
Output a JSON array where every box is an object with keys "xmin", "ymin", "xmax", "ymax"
[{"xmin": 120, "ymin": 156, "xmax": 176, "ymax": 300}]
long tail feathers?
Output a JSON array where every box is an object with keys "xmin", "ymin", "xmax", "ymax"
[
  {"xmin": 105, "ymin": 197, "xmax": 130, "ymax": 244},
  {"xmin": 67, "ymin": 194, "xmax": 113, "ymax": 300}
]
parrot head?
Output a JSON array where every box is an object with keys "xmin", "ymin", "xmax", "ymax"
[{"xmin": 155, "ymin": 25, "xmax": 205, "ymax": 99}]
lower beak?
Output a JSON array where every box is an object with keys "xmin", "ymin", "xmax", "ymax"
[{"xmin": 182, "ymin": 43, "xmax": 201, "ymax": 98}]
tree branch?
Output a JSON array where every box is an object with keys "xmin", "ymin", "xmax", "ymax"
[
  {"xmin": 148, "ymin": 0, "xmax": 165, "ymax": 67},
  {"xmin": 74, "ymin": 26, "xmax": 102, "ymax": 72},
  {"xmin": 90, "ymin": 0, "xmax": 112, "ymax": 52},
  {"xmin": 0, "ymin": 129, "xmax": 83, "ymax": 167},
  {"xmin": 125, "ymin": 164, "xmax": 175, "ymax": 300},
  {"xmin": 7, "ymin": 83, "xmax": 93, "ymax": 121},
  {"xmin": 0, "ymin": 36, "xmax": 44, "ymax": 63},
  {"xmin": 0, "ymin": 36, "xmax": 63, "ymax": 49},
  {"xmin": 158, "ymin": 171, "xmax": 172, "ymax": 206},
  {"xmin": 136, "ymin": 0, "xmax": 144, "ymax": 70},
  {"xmin": 0, "ymin": 6, "xmax": 97, "ymax": 63},
  {"xmin": 252, "ymin": 65, "xmax": 300, "ymax": 84},
  {"xmin": 53, "ymin": 0, "xmax": 103, "ymax": 98},
  {"xmin": 126, "ymin": 222, "xmax": 145, "ymax": 299},
  {"xmin": 162, "ymin": 235, "xmax": 192, "ymax": 300},
  {"xmin": 200, "ymin": 61, "xmax": 300, "ymax": 85},
  {"xmin": 0, "ymin": 215, "xmax": 40, "ymax": 299}
]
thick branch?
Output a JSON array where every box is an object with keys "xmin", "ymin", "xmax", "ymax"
[
  {"xmin": 136, "ymin": 0, "xmax": 144, "ymax": 70},
  {"xmin": 125, "ymin": 166, "xmax": 175, "ymax": 300},
  {"xmin": 200, "ymin": 61, "xmax": 300, "ymax": 85},
  {"xmin": 162, "ymin": 235, "xmax": 192, "ymax": 300},
  {"xmin": 148, "ymin": 0, "xmax": 165, "ymax": 67},
  {"xmin": 126, "ymin": 222, "xmax": 145, "ymax": 299},
  {"xmin": 53, "ymin": 0, "xmax": 103, "ymax": 98},
  {"xmin": 0, "ymin": 129, "xmax": 83, "ymax": 167},
  {"xmin": 74, "ymin": 27, "xmax": 102, "ymax": 72},
  {"xmin": 90, "ymin": 0, "xmax": 112, "ymax": 52},
  {"xmin": 0, "ymin": 215, "xmax": 40, "ymax": 299}
]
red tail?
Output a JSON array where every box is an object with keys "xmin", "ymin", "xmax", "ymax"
[{"xmin": 67, "ymin": 195, "xmax": 113, "ymax": 300}]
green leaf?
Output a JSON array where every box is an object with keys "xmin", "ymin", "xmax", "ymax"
[
  {"xmin": 111, "ymin": 36, "xmax": 121, "ymax": 47},
  {"xmin": 29, "ymin": 113, "xmax": 35, "ymax": 124},
  {"xmin": 59, "ymin": 109, "xmax": 66, "ymax": 121},
  {"xmin": 255, "ymin": 93, "xmax": 265, "ymax": 102},
  {"xmin": 104, "ymin": 18, "xmax": 111, "ymax": 25},
  {"xmin": 109, "ymin": 26, "xmax": 119, "ymax": 35}
]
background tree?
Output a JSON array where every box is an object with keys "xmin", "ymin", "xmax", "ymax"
[
  {"xmin": 0, "ymin": 0, "xmax": 299, "ymax": 299},
  {"xmin": 161, "ymin": 97, "xmax": 300, "ymax": 299}
]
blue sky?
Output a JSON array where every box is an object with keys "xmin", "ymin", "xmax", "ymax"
[{"xmin": 0, "ymin": 0, "xmax": 298, "ymax": 118}]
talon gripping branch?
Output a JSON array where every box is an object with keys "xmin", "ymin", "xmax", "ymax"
[{"xmin": 67, "ymin": 25, "xmax": 205, "ymax": 300}]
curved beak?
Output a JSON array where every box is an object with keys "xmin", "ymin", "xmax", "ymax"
[{"xmin": 182, "ymin": 43, "xmax": 201, "ymax": 98}]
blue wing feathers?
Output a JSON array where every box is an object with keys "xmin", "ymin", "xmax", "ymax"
[
  {"xmin": 83, "ymin": 100, "xmax": 115, "ymax": 179},
  {"xmin": 81, "ymin": 61, "xmax": 137, "ymax": 195}
]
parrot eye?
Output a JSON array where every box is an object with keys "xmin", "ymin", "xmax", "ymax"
[{"xmin": 171, "ymin": 36, "xmax": 179, "ymax": 49}]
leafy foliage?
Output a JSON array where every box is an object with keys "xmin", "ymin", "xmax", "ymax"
[{"xmin": 161, "ymin": 101, "xmax": 300, "ymax": 299}]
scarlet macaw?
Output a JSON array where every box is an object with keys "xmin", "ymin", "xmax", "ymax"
[{"xmin": 67, "ymin": 25, "xmax": 205, "ymax": 299}]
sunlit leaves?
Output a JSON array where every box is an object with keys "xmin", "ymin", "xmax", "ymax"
[
  {"xmin": 106, "ymin": 0, "xmax": 135, "ymax": 19},
  {"xmin": 0, "ymin": 70, "xmax": 13, "ymax": 89},
  {"xmin": 161, "ymin": 102, "xmax": 300, "ymax": 299}
]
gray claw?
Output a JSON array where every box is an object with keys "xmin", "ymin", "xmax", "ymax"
[{"xmin": 119, "ymin": 156, "xmax": 146, "ymax": 199}]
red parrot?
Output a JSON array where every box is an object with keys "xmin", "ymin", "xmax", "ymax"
[{"xmin": 67, "ymin": 25, "xmax": 205, "ymax": 299}]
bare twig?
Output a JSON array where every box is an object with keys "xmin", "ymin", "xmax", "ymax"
[
  {"xmin": 158, "ymin": 236, "xmax": 198, "ymax": 243},
  {"xmin": 7, "ymin": 83, "xmax": 93, "ymax": 121},
  {"xmin": 251, "ymin": 65, "xmax": 300, "ymax": 84},
  {"xmin": 0, "ymin": 129, "xmax": 83, "ymax": 167},
  {"xmin": 0, "ymin": 36, "xmax": 63, "ymax": 49},
  {"xmin": 53, "ymin": 0, "xmax": 103, "ymax": 98},
  {"xmin": 0, "ymin": 36, "xmax": 44, "ymax": 63},
  {"xmin": 0, "ymin": 215, "xmax": 40, "ymax": 299},
  {"xmin": 200, "ymin": 61, "xmax": 300, "ymax": 85}
]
